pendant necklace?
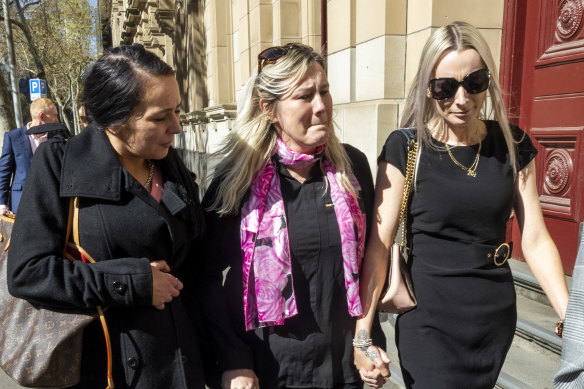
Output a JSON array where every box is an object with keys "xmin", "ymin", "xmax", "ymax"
[{"xmin": 444, "ymin": 124, "xmax": 482, "ymax": 177}]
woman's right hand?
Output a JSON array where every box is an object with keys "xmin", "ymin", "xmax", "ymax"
[
  {"xmin": 354, "ymin": 345, "xmax": 391, "ymax": 388},
  {"xmin": 150, "ymin": 260, "xmax": 183, "ymax": 310},
  {"xmin": 221, "ymin": 369, "xmax": 259, "ymax": 389}
]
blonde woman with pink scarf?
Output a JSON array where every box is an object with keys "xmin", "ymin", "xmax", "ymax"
[{"xmin": 200, "ymin": 43, "xmax": 385, "ymax": 389}]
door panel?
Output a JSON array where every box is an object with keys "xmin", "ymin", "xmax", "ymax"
[
  {"xmin": 531, "ymin": 128, "xmax": 581, "ymax": 220},
  {"xmin": 532, "ymin": 65, "xmax": 584, "ymax": 97},
  {"xmin": 504, "ymin": 0, "xmax": 584, "ymax": 275},
  {"xmin": 532, "ymin": 95, "xmax": 584, "ymax": 126}
]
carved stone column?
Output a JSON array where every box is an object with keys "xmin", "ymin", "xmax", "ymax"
[
  {"xmin": 121, "ymin": 6, "xmax": 141, "ymax": 44},
  {"xmin": 203, "ymin": 104, "xmax": 237, "ymax": 187},
  {"xmin": 109, "ymin": 0, "xmax": 125, "ymax": 47},
  {"xmin": 137, "ymin": 0, "xmax": 173, "ymax": 64},
  {"xmin": 173, "ymin": 0, "xmax": 187, "ymax": 112},
  {"xmin": 156, "ymin": 0, "xmax": 175, "ymax": 39},
  {"xmin": 204, "ymin": 0, "xmax": 234, "ymax": 106},
  {"xmin": 176, "ymin": 111, "xmax": 210, "ymax": 191}
]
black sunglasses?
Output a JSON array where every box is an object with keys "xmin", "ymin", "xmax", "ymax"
[
  {"xmin": 257, "ymin": 43, "xmax": 295, "ymax": 74},
  {"xmin": 428, "ymin": 68, "xmax": 490, "ymax": 100}
]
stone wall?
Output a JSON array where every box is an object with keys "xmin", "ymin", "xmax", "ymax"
[{"xmin": 104, "ymin": 0, "xmax": 505, "ymax": 184}]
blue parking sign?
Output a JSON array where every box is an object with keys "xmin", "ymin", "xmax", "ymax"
[
  {"xmin": 30, "ymin": 79, "xmax": 40, "ymax": 94},
  {"xmin": 29, "ymin": 78, "xmax": 47, "ymax": 101}
]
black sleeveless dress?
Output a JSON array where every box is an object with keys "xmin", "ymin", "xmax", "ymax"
[{"xmin": 379, "ymin": 120, "xmax": 537, "ymax": 389}]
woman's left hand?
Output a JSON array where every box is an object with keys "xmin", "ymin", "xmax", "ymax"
[
  {"xmin": 150, "ymin": 260, "xmax": 183, "ymax": 310},
  {"xmin": 221, "ymin": 369, "xmax": 259, "ymax": 389}
]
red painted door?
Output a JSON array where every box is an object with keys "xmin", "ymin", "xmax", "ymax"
[{"xmin": 502, "ymin": 0, "xmax": 584, "ymax": 275}]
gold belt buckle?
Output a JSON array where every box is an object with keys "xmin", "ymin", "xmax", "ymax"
[{"xmin": 493, "ymin": 243, "xmax": 511, "ymax": 266}]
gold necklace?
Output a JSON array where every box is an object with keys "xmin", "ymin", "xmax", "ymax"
[
  {"xmin": 144, "ymin": 160, "xmax": 154, "ymax": 190},
  {"xmin": 445, "ymin": 140, "xmax": 481, "ymax": 177}
]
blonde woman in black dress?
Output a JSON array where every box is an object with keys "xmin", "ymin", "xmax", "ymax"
[{"xmin": 353, "ymin": 21, "xmax": 569, "ymax": 389}]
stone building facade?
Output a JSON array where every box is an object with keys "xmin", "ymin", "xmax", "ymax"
[
  {"xmin": 97, "ymin": 4, "xmax": 584, "ymax": 385},
  {"xmin": 101, "ymin": 0, "xmax": 505, "ymax": 187}
]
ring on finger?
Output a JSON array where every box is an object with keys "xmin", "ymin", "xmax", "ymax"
[{"xmin": 174, "ymin": 277, "xmax": 179, "ymax": 288}]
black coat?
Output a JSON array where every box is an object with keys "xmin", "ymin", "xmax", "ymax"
[{"xmin": 7, "ymin": 125, "xmax": 213, "ymax": 389}]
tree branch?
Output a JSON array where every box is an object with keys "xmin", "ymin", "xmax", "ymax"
[
  {"xmin": 13, "ymin": 0, "xmax": 45, "ymax": 79},
  {"xmin": 21, "ymin": 0, "xmax": 41, "ymax": 11},
  {"xmin": 0, "ymin": 15, "xmax": 26, "ymax": 31}
]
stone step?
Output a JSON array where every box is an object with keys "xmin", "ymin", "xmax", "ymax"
[
  {"xmin": 515, "ymin": 293, "xmax": 561, "ymax": 355},
  {"xmin": 510, "ymin": 257, "xmax": 565, "ymax": 356},
  {"xmin": 496, "ymin": 259, "xmax": 565, "ymax": 388},
  {"xmin": 495, "ymin": 372, "xmax": 534, "ymax": 389},
  {"xmin": 510, "ymin": 259, "xmax": 571, "ymax": 306},
  {"xmin": 497, "ymin": 331, "xmax": 559, "ymax": 389}
]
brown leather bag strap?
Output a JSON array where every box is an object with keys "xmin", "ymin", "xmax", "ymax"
[
  {"xmin": 72, "ymin": 197, "xmax": 80, "ymax": 247},
  {"xmin": 2, "ymin": 214, "xmax": 15, "ymax": 252},
  {"xmin": 69, "ymin": 197, "xmax": 115, "ymax": 389}
]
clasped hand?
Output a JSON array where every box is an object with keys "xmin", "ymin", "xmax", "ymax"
[
  {"xmin": 354, "ymin": 344, "xmax": 391, "ymax": 388},
  {"xmin": 150, "ymin": 260, "xmax": 183, "ymax": 310},
  {"xmin": 222, "ymin": 368, "xmax": 259, "ymax": 389}
]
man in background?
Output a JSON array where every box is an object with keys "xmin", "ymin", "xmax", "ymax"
[{"xmin": 0, "ymin": 98, "xmax": 59, "ymax": 215}]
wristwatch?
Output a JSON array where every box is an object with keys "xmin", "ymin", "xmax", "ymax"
[{"xmin": 555, "ymin": 319, "xmax": 564, "ymax": 338}]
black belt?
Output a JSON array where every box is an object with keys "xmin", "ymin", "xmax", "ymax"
[{"xmin": 413, "ymin": 233, "xmax": 514, "ymax": 269}]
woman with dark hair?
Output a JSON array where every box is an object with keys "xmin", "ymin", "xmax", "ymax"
[{"xmin": 7, "ymin": 44, "xmax": 216, "ymax": 388}]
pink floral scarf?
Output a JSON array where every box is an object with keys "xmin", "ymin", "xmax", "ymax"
[{"xmin": 240, "ymin": 138, "xmax": 365, "ymax": 331}]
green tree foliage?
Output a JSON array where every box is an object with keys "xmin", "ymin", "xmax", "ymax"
[{"xmin": 1, "ymin": 0, "xmax": 98, "ymax": 134}]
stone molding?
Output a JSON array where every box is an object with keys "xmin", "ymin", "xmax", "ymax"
[{"xmin": 204, "ymin": 104, "xmax": 237, "ymax": 122}]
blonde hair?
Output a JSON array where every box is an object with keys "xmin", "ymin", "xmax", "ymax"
[
  {"xmin": 208, "ymin": 43, "xmax": 355, "ymax": 215},
  {"xmin": 401, "ymin": 21, "xmax": 518, "ymax": 177},
  {"xmin": 30, "ymin": 98, "xmax": 55, "ymax": 118}
]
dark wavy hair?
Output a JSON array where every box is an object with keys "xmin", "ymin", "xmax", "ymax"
[{"xmin": 81, "ymin": 44, "xmax": 175, "ymax": 129}]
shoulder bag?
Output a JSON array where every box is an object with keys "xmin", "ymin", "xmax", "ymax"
[
  {"xmin": 0, "ymin": 198, "xmax": 113, "ymax": 388},
  {"xmin": 378, "ymin": 129, "xmax": 418, "ymax": 313}
]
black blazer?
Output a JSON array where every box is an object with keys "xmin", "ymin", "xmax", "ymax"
[{"xmin": 7, "ymin": 125, "xmax": 212, "ymax": 389}]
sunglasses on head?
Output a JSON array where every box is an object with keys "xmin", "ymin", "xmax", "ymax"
[
  {"xmin": 257, "ymin": 43, "xmax": 295, "ymax": 74},
  {"xmin": 428, "ymin": 68, "xmax": 490, "ymax": 100}
]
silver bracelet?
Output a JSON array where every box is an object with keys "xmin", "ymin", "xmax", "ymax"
[{"xmin": 352, "ymin": 338, "xmax": 373, "ymax": 348}]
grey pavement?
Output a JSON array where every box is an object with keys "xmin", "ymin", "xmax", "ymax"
[{"xmin": 0, "ymin": 369, "xmax": 28, "ymax": 389}]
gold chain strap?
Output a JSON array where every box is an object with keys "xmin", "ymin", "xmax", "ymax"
[{"xmin": 394, "ymin": 139, "xmax": 419, "ymax": 247}]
